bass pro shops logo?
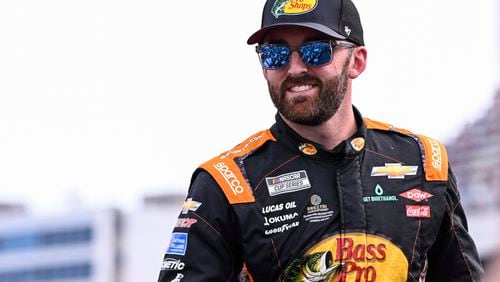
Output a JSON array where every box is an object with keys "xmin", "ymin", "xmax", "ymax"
[
  {"xmin": 282, "ymin": 233, "xmax": 408, "ymax": 282},
  {"xmin": 271, "ymin": 0, "xmax": 318, "ymax": 18}
]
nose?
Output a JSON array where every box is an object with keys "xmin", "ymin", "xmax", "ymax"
[{"xmin": 287, "ymin": 51, "xmax": 308, "ymax": 76}]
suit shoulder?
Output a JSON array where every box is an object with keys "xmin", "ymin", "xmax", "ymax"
[
  {"xmin": 363, "ymin": 117, "xmax": 414, "ymax": 136},
  {"xmin": 363, "ymin": 117, "xmax": 449, "ymax": 182},
  {"xmin": 197, "ymin": 129, "xmax": 276, "ymax": 204}
]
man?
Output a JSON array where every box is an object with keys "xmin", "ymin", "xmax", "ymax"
[{"xmin": 158, "ymin": 0, "xmax": 484, "ymax": 281}]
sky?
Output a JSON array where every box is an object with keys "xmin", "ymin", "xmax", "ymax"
[{"xmin": 0, "ymin": 0, "xmax": 498, "ymax": 215}]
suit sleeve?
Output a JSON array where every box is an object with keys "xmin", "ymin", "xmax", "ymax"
[
  {"xmin": 157, "ymin": 170, "xmax": 244, "ymax": 282},
  {"xmin": 426, "ymin": 167, "xmax": 485, "ymax": 282}
]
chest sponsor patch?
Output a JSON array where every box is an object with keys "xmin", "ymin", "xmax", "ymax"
[
  {"xmin": 264, "ymin": 221, "xmax": 300, "ymax": 236},
  {"xmin": 371, "ymin": 163, "xmax": 418, "ymax": 179},
  {"xmin": 266, "ymin": 170, "xmax": 311, "ymax": 196},
  {"xmin": 264, "ymin": 212, "xmax": 299, "ymax": 226},
  {"xmin": 166, "ymin": 232, "xmax": 188, "ymax": 256},
  {"xmin": 262, "ymin": 201, "xmax": 300, "ymax": 235},
  {"xmin": 362, "ymin": 184, "xmax": 398, "ymax": 203},
  {"xmin": 282, "ymin": 233, "xmax": 408, "ymax": 281},
  {"xmin": 400, "ymin": 188, "xmax": 433, "ymax": 202},
  {"xmin": 304, "ymin": 194, "xmax": 334, "ymax": 223},
  {"xmin": 262, "ymin": 201, "xmax": 297, "ymax": 214},
  {"xmin": 406, "ymin": 205, "xmax": 431, "ymax": 218}
]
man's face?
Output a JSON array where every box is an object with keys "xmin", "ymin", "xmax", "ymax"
[{"xmin": 262, "ymin": 27, "xmax": 353, "ymax": 126}]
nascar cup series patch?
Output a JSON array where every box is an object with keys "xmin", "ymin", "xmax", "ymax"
[
  {"xmin": 282, "ymin": 233, "xmax": 408, "ymax": 281},
  {"xmin": 266, "ymin": 170, "xmax": 311, "ymax": 196},
  {"xmin": 271, "ymin": 0, "xmax": 318, "ymax": 18}
]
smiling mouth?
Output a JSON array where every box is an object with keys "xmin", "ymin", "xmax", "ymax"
[
  {"xmin": 281, "ymin": 74, "xmax": 321, "ymax": 96},
  {"xmin": 289, "ymin": 84, "xmax": 314, "ymax": 92}
]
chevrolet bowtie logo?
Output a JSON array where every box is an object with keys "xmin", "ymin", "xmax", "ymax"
[
  {"xmin": 371, "ymin": 163, "xmax": 418, "ymax": 179},
  {"xmin": 181, "ymin": 198, "xmax": 201, "ymax": 214}
]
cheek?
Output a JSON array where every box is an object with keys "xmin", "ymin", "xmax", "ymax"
[
  {"xmin": 317, "ymin": 64, "xmax": 341, "ymax": 76},
  {"xmin": 263, "ymin": 69, "xmax": 287, "ymax": 83}
]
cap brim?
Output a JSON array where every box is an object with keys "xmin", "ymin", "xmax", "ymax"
[{"xmin": 247, "ymin": 22, "xmax": 346, "ymax": 45}]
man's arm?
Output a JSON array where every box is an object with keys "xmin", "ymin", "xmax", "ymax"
[
  {"xmin": 157, "ymin": 170, "xmax": 244, "ymax": 282},
  {"xmin": 426, "ymin": 167, "xmax": 485, "ymax": 282}
]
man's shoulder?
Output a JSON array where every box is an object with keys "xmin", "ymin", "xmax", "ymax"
[
  {"xmin": 364, "ymin": 117, "xmax": 442, "ymax": 144},
  {"xmin": 363, "ymin": 117, "xmax": 415, "ymax": 136},
  {"xmin": 202, "ymin": 128, "xmax": 276, "ymax": 166},
  {"xmin": 195, "ymin": 129, "xmax": 276, "ymax": 204},
  {"xmin": 363, "ymin": 117, "xmax": 449, "ymax": 182}
]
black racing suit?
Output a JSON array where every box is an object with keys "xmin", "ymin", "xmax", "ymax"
[{"xmin": 158, "ymin": 108, "xmax": 484, "ymax": 281}]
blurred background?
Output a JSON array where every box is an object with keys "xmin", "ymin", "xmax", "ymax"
[{"xmin": 0, "ymin": 0, "xmax": 499, "ymax": 281}]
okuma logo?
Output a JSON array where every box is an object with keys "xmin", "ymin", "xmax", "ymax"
[{"xmin": 271, "ymin": 0, "xmax": 318, "ymax": 18}]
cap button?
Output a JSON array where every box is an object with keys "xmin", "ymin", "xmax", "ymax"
[
  {"xmin": 350, "ymin": 137, "xmax": 365, "ymax": 151},
  {"xmin": 299, "ymin": 143, "xmax": 318, "ymax": 155}
]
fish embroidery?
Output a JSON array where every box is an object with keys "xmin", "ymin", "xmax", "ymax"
[{"xmin": 271, "ymin": 0, "xmax": 290, "ymax": 18}]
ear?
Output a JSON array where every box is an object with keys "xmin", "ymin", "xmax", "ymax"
[{"xmin": 349, "ymin": 47, "xmax": 367, "ymax": 79}]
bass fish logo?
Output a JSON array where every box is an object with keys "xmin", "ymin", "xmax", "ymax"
[
  {"xmin": 271, "ymin": 0, "xmax": 318, "ymax": 18},
  {"xmin": 282, "ymin": 233, "xmax": 408, "ymax": 281},
  {"xmin": 283, "ymin": 251, "xmax": 343, "ymax": 281}
]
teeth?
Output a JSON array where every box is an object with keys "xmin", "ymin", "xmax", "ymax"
[{"xmin": 290, "ymin": 85, "xmax": 313, "ymax": 92}]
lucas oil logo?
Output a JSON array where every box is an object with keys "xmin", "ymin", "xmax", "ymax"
[
  {"xmin": 271, "ymin": 0, "xmax": 318, "ymax": 18},
  {"xmin": 282, "ymin": 233, "xmax": 408, "ymax": 281},
  {"xmin": 266, "ymin": 170, "xmax": 311, "ymax": 196}
]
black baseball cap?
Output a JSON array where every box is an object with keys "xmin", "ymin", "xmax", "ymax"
[{"xmin": 247, "ymin": 0, "xmax": 364, "ymax": 46}]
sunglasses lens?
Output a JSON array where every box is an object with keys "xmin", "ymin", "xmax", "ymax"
[
  {"xmin": 259, "ymin": 45, "xmax": 291, "ymax": 69},
  {"xmin": 300, "ymin": 41, "xmax": 332, "ymax": 66}
]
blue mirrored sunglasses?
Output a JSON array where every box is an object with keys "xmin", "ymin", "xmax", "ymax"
[{"xmin": 255, "ymin": 40, "xmax": 356, "ymax": 70}]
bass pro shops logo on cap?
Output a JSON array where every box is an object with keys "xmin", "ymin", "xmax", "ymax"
[{"xmin": 271, "ymin": 0, "xmax": 318, "ymax": 18}]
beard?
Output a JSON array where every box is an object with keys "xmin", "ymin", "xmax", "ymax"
[{"xmin": 268, "ymin": 56, "xmax": 351, "ymax": 126}]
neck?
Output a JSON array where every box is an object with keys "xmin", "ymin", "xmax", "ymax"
[{"xmin": 281, "ymin": 103, "xmax": 357, "ymax": 150}]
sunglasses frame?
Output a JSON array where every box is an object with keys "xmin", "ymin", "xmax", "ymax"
[{"xmin": 256, "ymin": 39, "xmax": 357, "ymax": 70}]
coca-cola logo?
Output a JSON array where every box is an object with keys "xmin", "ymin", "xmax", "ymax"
[{"xmin": 406, "ymin": 205, "xmax": 431, "ymax": 218}]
